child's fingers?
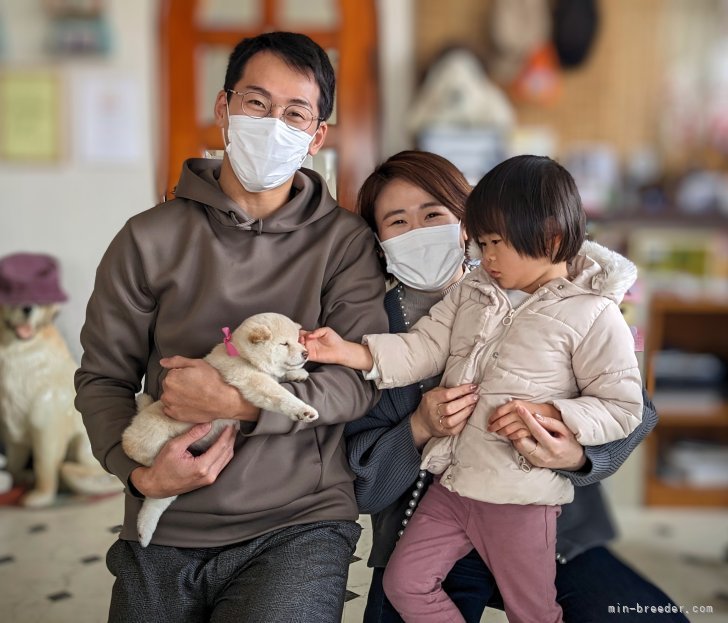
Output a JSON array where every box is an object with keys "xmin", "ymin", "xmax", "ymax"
[
  {"xmin": 496, "ymin": 422, "xmax": 529, "ymax": 438},
  {"xmin": 506, "ymin": 428, "xmax": 532, "ymax": 441},
  {"xmin": 488, "ymin": 411, "xmax": 522, "ymax": 433}
]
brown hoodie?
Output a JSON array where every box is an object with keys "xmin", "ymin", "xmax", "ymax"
[{"xmin": 74, "ymin": 158, "xmax": 387, "ymax": 547}]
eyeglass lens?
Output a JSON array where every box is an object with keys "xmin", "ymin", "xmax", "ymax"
[{"xmin": 239, "ymin": 92, "xmax": 315, "ymax": 131}]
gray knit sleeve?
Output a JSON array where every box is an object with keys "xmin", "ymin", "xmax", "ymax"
[
  {"xmin": 345, "ymin": 392, "xmax": 423, "ymax": 514},
  {"xmin": 556, "ymin": 388, "xmax": 658, "ymax": 487}
]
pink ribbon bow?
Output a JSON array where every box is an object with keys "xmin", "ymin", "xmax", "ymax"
[{"xmin": 222, "ymin": 327, "xmax": 240, "ymax": 357}]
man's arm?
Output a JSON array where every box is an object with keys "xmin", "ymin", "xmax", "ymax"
[
  {"xmin": 75, "ymin": 223, "xmax": 238, "ymax": 499},
  {"xmin": 74, "ymin": 223, "xmax": 156, "ymax": 486}
]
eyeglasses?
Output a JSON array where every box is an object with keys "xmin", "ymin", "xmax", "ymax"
[{"xmin": 226, "ymin": 89, "xmax": 323, "ymax": 132}]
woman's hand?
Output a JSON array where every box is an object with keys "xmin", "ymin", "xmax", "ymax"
[
  {"xmin": 159, "ymin": 356, "xmax": 260, "ymax": 423},
  {"xmin": 302, "ymin": 327, "xmax": 373, "ymax": 370},
  {"xmin": 129, "ymin": 422, "xmax": 237, "ymax": 498},
  {"xmin": 510, "ymin": 405, "xmax": 587, "ymax": 471},
  {"xmin": 488, "ymin": 399, "xmax": 561, "ymax": 440},
  {"xmin": 410, "ymin": 384, "xmax": 479, "ymax": 449}
]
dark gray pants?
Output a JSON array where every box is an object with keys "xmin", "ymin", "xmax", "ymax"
[{"xmin": 106, "ymin": 520, "xmax": 361, "ymax": 623}]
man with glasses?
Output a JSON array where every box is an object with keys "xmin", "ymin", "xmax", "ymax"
[{"xmin": 75, "ymin": 32, "xmax": 387, "ymax": 623}]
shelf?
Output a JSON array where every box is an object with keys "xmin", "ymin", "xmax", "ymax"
[
  {"xmin": 643, "ymin": 296, "xmax": 728, "ymax": 508},
  {"xmin": 587, "ymin": 212, "xmax": 727, "ymax": 228},
  {"xmin": 651, "ymin": 406, "xmax": 728, "ymax": 428},
  {"xmin": 645, "ymin": 297, "xmax": 728, "ymax": 394},
  {"xmin": 649, "ymin": 293, "xmax": 728, "ymax": 314},
  {"xmin": 645, "ymin": 477, "xmax": 728, "ymax": 507}
]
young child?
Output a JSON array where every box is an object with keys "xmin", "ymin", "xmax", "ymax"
[{"xmin": 304, "ymin": 155, "xmax": 644, "ymax": 623}]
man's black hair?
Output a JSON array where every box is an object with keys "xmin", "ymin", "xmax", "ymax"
[{"xmin": 224, "ymin": 31, "xmax": 335, "ymax": 121}]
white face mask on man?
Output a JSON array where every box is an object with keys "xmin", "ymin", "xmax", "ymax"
[
  {"xmin": 223, "ymin": 111, "xmax": 314, "ymax": 193},
  {"xmin": 378, "ymin": 223, "xmax": 465, "ymax": 291}
]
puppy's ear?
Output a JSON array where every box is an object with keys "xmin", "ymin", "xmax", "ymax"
[{"xmin": 248, "ymin": 325, "xmax": 272, "ymax": 344}]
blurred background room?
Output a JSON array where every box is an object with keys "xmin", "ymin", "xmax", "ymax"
[{"xmin": 0, "ymin": 0, "xmax": 726, "ymax": 621}]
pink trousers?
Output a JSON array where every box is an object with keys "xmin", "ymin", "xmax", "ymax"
[{"xmin": 382, "ymin": 480, "xmax": 563, "ymax": 623}]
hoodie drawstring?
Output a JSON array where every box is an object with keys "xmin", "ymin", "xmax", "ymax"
[{"xmin": 228, "ymin": 211, "xmax": 263, "ymax": 235}]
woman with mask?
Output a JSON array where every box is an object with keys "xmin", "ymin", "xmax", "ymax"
[{"xmin": 347, "ymin": 150, "xmax": 687, "ymax": 622}]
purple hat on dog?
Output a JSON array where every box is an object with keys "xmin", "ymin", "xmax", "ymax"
[{"xmin": 0, "ymin": 252, "xmax": 68, "ymax": 306}]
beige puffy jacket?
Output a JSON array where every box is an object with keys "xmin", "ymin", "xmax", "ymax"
[{"xmin": 364, "ymin": 241, "xmax": 643, "ymax": 506}]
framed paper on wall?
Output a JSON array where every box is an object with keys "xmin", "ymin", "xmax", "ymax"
[{"xmin": 0, "ymin": 69, "xmax": 61, "ymax": 162}]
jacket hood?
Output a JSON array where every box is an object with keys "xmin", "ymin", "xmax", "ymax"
[
  {"xmin": 570, "ymin": 240, "xmax": 637, "ymax": 303},
  {"xmin": 467, "ymin": 239, "xmax": 637, "ymax": 304},
  {"xmin": 172, "ymin": 158, "xmax": 338, "ymax": 234}
]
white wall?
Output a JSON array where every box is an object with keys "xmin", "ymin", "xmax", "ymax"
[{"xmin": 0, "ymin": 0, "xmax": 158, "ymax": 361}]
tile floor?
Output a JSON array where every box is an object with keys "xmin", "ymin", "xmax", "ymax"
[{"xmin": 0, "ymin": 490, "xmax": 726, "ymax": 622}]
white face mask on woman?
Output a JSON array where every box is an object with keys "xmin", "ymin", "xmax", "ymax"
[
  {"xmin": 379, "ymin": 223, "xmax": 465, "ymax": 291},
  {"xmin": 223, "ymin": 113, "xmax": 314, "ymax": 192}
]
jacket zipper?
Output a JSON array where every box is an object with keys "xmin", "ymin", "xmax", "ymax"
[{"xmin": 490, "ymin": 288, "xmax": 547, "ymax": 472}]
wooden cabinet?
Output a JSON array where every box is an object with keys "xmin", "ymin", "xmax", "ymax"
[{"xmin": 643, "ymin": 296, "xmax": 728, "ymax": 507}]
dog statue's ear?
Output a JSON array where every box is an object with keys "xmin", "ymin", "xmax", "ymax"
[{"xmin": 248, "ymin": 325, "xmax": 272, "ymax": 344}]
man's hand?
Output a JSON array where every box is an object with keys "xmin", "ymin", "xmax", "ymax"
[
  {"xmin": 302, "ymin": 327, "xmax": 373, "ymax": 370},
  {"xmin": 159, "ymin": 356, "xmax": 260, "ymax": 423},
  {"xmin": 510, "ymin": 406, "xmax": 587, "ymax": 471},
  {"xmin": 488, "ymin": 399, "xmax": 561, "ymax": 440},
  {"xmin": 129, "ymin": 423, "xmax": 237, "ymax": 498}
]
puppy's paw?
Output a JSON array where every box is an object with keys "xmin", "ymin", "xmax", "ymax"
[
  {"xmin": 286, "ymin": 369, "xmax": 309, "ymax": 382},
  {"xmin": 292, "ymin": 407, "xmax": 319, "ymax": 422},
  {"xmin": 138, "ymin": 526, "xmax": 153, "ymax": 548}
]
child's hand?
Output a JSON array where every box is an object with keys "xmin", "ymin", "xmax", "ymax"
[
  {"xmin": 303, "ymin": 327, "xmax": 375, "ymax": 371},
  {"xmin": 488, "ymin": 399, "xmax": 562, "ymax": 440},
  {"xmin": 302, "ymin": 327, "xmax": 347, "ymax": 364}
]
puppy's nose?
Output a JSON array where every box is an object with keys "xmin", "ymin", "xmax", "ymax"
[
  {"xmin": 302, "ymin": 350, "xmax": 309, "ymax": 360},
  {"xmin": 21, "ymin": 306, "xmax": 33, "ymax": 317}
]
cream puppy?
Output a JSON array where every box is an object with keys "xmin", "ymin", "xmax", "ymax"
[{"xmin": 122, "ymin": 312, "xmax": 318, "ymax": 547}]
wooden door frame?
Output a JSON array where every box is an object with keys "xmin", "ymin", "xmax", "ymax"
[{"xmin": 157, "ymin": 0, "xmax": 378, "ymax": 211}]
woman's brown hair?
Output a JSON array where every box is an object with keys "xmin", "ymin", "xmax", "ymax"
[{"xmin": 356, "ymin": 150, "xmax": 471, "ymax": 234}]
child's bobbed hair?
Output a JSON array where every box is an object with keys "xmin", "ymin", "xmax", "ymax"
[{"xmin": 465, "ymin": 155, "xmax": 586, "ymax": 263}]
